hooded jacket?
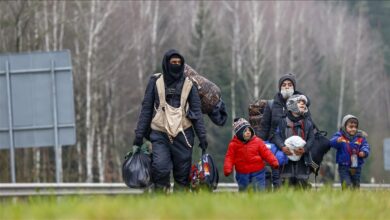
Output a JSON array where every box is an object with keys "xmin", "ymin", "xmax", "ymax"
[
  {"xmin": 134, "ymin": 50, "xmax": 207, "ymax": 143},
  {"xmin": 224, "ymin": 136, "xmax": 279, "ymax": 176},
  {"xmin": 330, "ymin": 131, "xmax": 369, "ymax": 167},
  {"xmin": 330, "ymin": 115, "xmax": 370, "ymax": 167}
]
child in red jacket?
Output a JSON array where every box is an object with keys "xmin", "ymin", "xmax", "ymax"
[{"xmin": 224, "ymin": 118, "xmax": 279, "ymax": 191}]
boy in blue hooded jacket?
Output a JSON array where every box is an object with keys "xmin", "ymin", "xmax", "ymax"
[{"xmin": 330, "ymin": 114, "xmax": 370, "ymax": 190}]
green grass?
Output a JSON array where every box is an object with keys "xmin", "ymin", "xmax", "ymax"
[{"xmin": 1, "ymin": 188, "xmax": 390, "ymax": 220}]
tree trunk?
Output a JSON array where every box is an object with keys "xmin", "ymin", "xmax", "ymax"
[
  {"xmin": 151, "ymin": 0, "xmax": 159, "ymax": 71},
  {"xmin": 85, "ymin": 0, "xmax": 97, "ymax": 182},
  {"xmin": 97, "ymin": 126, "xmax": 103, "ymax": 182},
  {"xmin": 353, "ymin": 5, "xmax": 362, "ymax": 105},
  {"xmin": 59, "ymin": 1, "xmax": 66, "ymax": 50},
  {"xmin": 289, "ymin": 2, "xmax": 296, "ymax": 72},
  {"xmin": 53, "ymin": 0, "xmax": 57, "ymax": 51},
  {"xmin": 43, "ymin": 0, "xmax": 50, "ymax": 51},
  {"xmin": 274, "ymin": 1, "xmax": 281, "ymax": 85}
]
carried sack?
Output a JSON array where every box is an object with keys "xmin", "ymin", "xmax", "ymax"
[
  {"xmin": 248, "ymin": 99, "xmax": 273, "ymax": 130},
  {"xmin": 307, "ymin": 130, "xmax": 331, "ymax": 174},
  {"xmin": 264, "ymin": 141, "xmax": 288, "ymax": 166},
  {"xmin": 189, "ymin": 150, "xmax": 219, "ymax": 191},
  {"xmin": 184, "ymin": 64, "xmax": 221, "ymax": 114},
  {"xmin": 122, "ymin": 144, "xmax": 152, "ymax": 189},
  {"xmin": 284, "ymin": 135, "xmax": 306, "ymax": 161}
]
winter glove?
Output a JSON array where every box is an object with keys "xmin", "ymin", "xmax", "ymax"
[
  {"xmin": 199, "ymin": 139, "xmax": 208, "ymax": 151},
  {"xmin": 271, "ymin": 163, "xmax": 279, "ymax": 170},
  {"xmin": 133, "ymin": 137, "xmax": 143, "ymax": 147}
]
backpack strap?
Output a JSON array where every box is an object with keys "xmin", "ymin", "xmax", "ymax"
[
  {"xmin": 267, "ymin": 99, "xmax": 274, "ymax": 109},
  {"xmin": 180, "ymin": 77, "xmax": 193, "ymax": 107},
  {"xmin": 154, "ymin": 73, "xmax": 166, "ymax": 107}
]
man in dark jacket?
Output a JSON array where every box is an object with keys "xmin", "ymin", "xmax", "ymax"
[{"xmin": 133, "ymin": 49, "xmax": 208, "ymax": 192}]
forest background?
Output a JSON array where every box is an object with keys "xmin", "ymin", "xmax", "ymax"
[{"xmin": 0, "ymin": 0, "xmax": 389, "ymax": 184}]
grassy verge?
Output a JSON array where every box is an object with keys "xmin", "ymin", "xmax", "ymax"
[{"xmin": 1, "ymin": 187, "xmax": 390, "ymax": 220}]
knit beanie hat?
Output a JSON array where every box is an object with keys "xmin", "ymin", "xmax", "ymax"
[
  {"xmin": 341, "ymin": 114, "xmax": 359, "ymax": 130},
  {"xmin": 286, "ymin": 94, "xmax": 308, "ymax": 114},
  {"xmin": 278, "ymin": 73, "xmax": 296, "ymax": 91},
  {"xmin": 233, "ymin": 118, "xmax": 254, "ymax": 142}
]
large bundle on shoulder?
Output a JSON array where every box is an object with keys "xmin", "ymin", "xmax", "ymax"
[
  {"xmin": 184, "ymin": 64, "xmax": 227, "ymax": 126},
  {"xmin": 184, "ymin": 64, "xmax": 221, "ymax": 114}
]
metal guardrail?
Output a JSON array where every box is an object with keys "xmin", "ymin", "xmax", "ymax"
[
  {"xmin": 1, "ymin": 183, "xmax": 389, "ymax": 197},
  {"xmin": 0, "ymin": 183, "xmax": 143, "ymax": 197}
]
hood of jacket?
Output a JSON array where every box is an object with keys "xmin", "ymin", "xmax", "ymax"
[{"xmin": 162, "ymin": 49, "xmax": 185, "ymax": 87}]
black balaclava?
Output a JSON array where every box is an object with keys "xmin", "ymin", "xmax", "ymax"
[{"xmin": 161, "ymin": 49, "xmax": 185, "ymax": 87}]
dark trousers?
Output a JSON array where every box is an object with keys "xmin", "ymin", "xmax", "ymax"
[
  {"xmin": 235, "ymin": 169, "xmax": 266, "ymax": 192},
  {"xmin": 280, "ymin": 159, "xmax": 311, "ymax": 189},
  {"xmin": 338, "ymin": 165, "xmax": 361, "ymax": 190},
  {"xmin": 150, "ymin": 129, "xmax": 194, "ymax": 190},
  {"xmin": 265, "ymin": 166, "xmax": 281, "ymax": 190}
]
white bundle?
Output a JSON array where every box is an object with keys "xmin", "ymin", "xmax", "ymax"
[{"xmin": 284, "ymin": 135, "xmax": 306, "ymax": 161}]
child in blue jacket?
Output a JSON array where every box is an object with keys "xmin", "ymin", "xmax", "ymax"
[{"xmin": 330, "ymin": 114, "xmax": 370, "ymax": 190}]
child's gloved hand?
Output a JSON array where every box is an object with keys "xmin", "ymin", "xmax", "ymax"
[
  {"xmin": 224, "ymin": 171, "xmax": 231, "ymax": 177},
  {"xmin": 358, "ymin": 151, "xmax": 365, "ymax": 158}
]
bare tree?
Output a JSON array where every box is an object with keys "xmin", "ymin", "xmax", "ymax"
[
  {"xmin": 73, "ymin": 0, "xmax": 116, "ymax": 182},
  {"xmin": 223, "ymin": 1, "xmax": 243, "ymax": 124}
]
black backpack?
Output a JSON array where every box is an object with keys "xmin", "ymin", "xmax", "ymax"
[
  {"xmin": 189, "ymin": 150, "xmax": 219, "ymax": 192},
  {"xmin": 305, "ymin": 130, "xmax": 331, "ymax": 175}
]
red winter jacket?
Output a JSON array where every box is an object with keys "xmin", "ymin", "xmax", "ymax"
[{"xmin": 224, "ymin": 136, "xmax": 279, "ymax": 176}]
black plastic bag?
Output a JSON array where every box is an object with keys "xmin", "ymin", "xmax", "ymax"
[{"xmin": 122, "ymin": 145, "xmax": 152, "ymax": 189}]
